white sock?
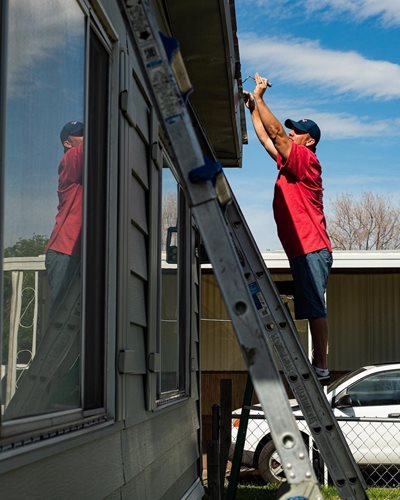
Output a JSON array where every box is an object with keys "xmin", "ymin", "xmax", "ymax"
[{"xmin": 313, "ymin": 366, "xmax": 329, "ymax": 376}]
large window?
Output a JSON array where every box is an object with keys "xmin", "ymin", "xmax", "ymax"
[
  {"xmin": 157, "ymin": 163, "xmax": 190, "ymax": 404},
  {"xmin": 0, "ymin": 0, "xmax": 110, "ymax": 436}
]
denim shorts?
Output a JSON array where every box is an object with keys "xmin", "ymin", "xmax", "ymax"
[
  {"xmin": 289, "ymin": 248, "xmax": 332, "ymax": 320},
  {"xmin": 45, "ymin": 249, "xmax": 80, "ymax": 310}
]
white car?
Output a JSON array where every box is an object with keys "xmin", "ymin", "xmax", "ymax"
[{"xmin": 231, "ymin": 364, "xmax": 400, "ymax": 484}]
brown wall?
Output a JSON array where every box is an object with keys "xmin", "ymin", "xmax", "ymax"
[{"xmin": 201, "ymin": 371, "xmax": 250, "ymax": 448}]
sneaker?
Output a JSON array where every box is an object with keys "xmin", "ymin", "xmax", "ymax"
[{"xmin": 313, "ymin": 366, "xmax": 330, "ymax": 381}]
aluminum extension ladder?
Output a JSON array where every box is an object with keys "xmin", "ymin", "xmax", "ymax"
[{"xmin": 128, "ymin": 1, "xmax": 368, "ymax": 498}]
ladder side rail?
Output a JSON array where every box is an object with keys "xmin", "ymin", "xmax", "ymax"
[{"xmin": 224, "ymin": 190, "xmax": 368, "ymax": 496}]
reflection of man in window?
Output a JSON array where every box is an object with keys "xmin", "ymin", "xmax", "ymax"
[{"xmin": 45, "ymin": 121, "xmax": 83, "ymax": 311}]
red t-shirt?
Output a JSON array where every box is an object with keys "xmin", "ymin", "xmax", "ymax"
[
  {"xmin": 46, "ymin": 143, "xmax": 83, "ymax": 256},
  {"xmin": 273, "ymin": 143, "xmax": 332, "ymax": 260}
]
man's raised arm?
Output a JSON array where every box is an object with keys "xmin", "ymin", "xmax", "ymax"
[
  {"xmin": 244, "ymin": 90, "xmax": 278, "ymax": 161},
  {"xmin": 252, "ymin": 73, "xmax": 292, "ymax": 162}
]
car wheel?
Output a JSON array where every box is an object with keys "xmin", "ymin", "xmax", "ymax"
[{"xmin": 257, "ymin": 440, "xmax": 287, "ymax": 484}]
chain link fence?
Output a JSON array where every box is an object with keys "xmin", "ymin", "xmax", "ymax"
[{"xmin": 231, "ymin": 411, "xmax": 400, "ymax": 487}]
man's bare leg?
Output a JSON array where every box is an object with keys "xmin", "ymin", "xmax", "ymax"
[{"xmin": 309, "ymin": 317, "xmax": 328, "ymax": 369}]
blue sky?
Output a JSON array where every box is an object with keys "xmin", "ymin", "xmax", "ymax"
[{"xmin": 226, "ymin": 0, "xmax": 400, "ymax": 251}]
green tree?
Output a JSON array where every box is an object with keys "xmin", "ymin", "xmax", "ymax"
[{"xmin": 4, "ymin": 234, "xmax": 48, "ymax": 258}]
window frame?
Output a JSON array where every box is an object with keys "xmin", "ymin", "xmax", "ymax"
[
  {"xmin": 81, "ymin": 19, "xmax": 111, "ymax": 415},
  {"xmin": 0, "ymin": 0, "xmax": 118, "ymax": 448},
  {"xmin": 343, "ymin": 370, "xmax": 400, "ymax": 407},
  {"xmin": 0, "ymin": 2, "xmax": 7, "ymax": 397},
  {"xmin": 147, "ymin": 150, "xmax": 192, "ymax": 410}
]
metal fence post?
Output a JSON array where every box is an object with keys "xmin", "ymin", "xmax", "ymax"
[
  {"xmin": 226, "ymin": 375, "xmax": 254, "ymax": 500},
  {"xmin": 207, "ymin": 404, "xmax": 221, "ymax": 499},
  {"xmin": 220, "ymin": 379, "xmax": 232, "ymax": 497}
]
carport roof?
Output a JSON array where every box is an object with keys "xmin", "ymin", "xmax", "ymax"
[
  {"xmin": 262, "ymin": 250, "xmax": 400, "ymax": 271},
  {"xmin": 199, "ymin": 250, "xmax": 400, "ymax": 272}
]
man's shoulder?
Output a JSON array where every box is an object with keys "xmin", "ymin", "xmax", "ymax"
[
  {"xmin": 294, "ymin": 142, "xmax": 318, "ymax": 158},
  {"xmin": 63, "ymin": 144, "xmax": 83, "ymax": 162},
  {"xmin": 277, "ymin": 144, "xmax": 321, "ymax": 179},
  {"xmin": 295, "ymin": 143, "xmax": 321, "ymax": 168}
]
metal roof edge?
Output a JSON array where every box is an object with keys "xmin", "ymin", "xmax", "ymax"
[
  {"xmin": 261, "ymin": 250, "xmax": 400, "ymax": 270},
  {"xmin": 199, "ymin": 250, "xmax": 400, "ymax": 271}
]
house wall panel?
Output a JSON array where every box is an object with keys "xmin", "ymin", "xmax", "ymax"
[
  {"xmin": 201, "ymin": 319, "xmax": 245, "ymax": 371},
  {"xmin": 121, "ymin": 436, "xmax": 198, "ymax": 500},
  {"xmin": 128, "ymin": 223, "xmax": 147, "ymax": 280},
  {"xmin": 127, "ymin": 273, "xmax": 147, "ymax": 327},
  {"xmin": 160, "ymin": 464, "xmax": 201, "ymax": 500},
  {"xmin": 201, "ymin": 274, "xmax": 230, "ymax": 320},
  {"xmin": 128, "ymin": 173, "xmax": 148, "ymax": 234},
  {"xmin": 121, "ymin": 403, "xmax": 199, "ymax": 483},
  {"xmin": 200, "ymin": 273, "xmax": 307, "ymax": 371},
  {"xmin": 131, "ymin": 77, "xmax": 150, "ymax": 142},
  {"xmin": 0, "ymin": 432, "xmax": 123, "ymax": 500},
  {"xmin": 329, "ymin": 273, "xmax": 400, "ymax": 370},
  {"xmin": 129, "ymin": 126, "xmax": 149, "ymax": 188},
  {"xmin": 201, "ymin": 271, "xmax": 400, "ymax": 372}
]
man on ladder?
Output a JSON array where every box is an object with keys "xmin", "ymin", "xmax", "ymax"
[{"xmin": 244, "ymin": 74, "xmax": 332, "ymax": 381}]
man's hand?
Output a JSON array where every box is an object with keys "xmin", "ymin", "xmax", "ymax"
[
  {"xmin": 243, "ymin": 90, "xmax": 255, "ymax": 112},
  {"xmin": 254, "ymin": 72, "xmax": 270, "ymax": 100}
]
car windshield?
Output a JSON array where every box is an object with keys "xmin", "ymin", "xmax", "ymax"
[{"xmin": 328, "ymin": 367, "xmax": 367, "ymax": 392}]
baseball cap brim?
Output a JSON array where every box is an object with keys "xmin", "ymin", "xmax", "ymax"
[{"xmin": 285, "ymin": 119, "xmax": 308, "ymax": 133}]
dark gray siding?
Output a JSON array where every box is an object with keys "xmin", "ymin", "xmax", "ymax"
[{"xmin": 0, "ymin": 1, "xmax": 202, "ymax": 499}]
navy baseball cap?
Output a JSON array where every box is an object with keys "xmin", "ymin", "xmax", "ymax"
[
  {"xmin": 60, "ymin": 121, "xmax": 84, "ymax": 144},
  {"xmin": 284, "ymin": 118, "xmax": 321, "ymax": 145}
]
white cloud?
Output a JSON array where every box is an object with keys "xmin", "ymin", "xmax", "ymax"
[
  {"xmin": 240, "ymin": 0, "xmax": 297, "ymax": 20},
  {"xmin": 312, "ymin": 114, "xmax": 400, "ymax": 139},
  {"xmin": 241, "ymin": 0, "xmax": 400, "ymax": 27},
  {"xmin": 7, "ymin": 0, "xmax": 84, "ymax": 96},
  {"xmin": 243, "ymin": 96, "xmax": 400, "ymax": 140},
  {"xmin": 306, "ymin": 0, "xmax": 400, "ymax": 27},
  {"xmin": 240, "ymin": 34, "xmax": 400, "ymax": 100},
  {"xmin": 280, "ymin": 110, "xmax": 400, "ymax": 140}
]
